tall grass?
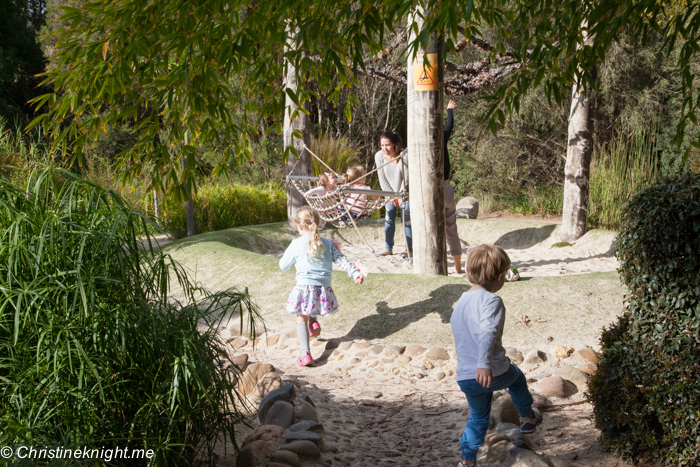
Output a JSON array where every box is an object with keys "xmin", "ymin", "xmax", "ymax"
[
  {"xmin": 503, "ymin": 186, "xmax": 564, "ymax": 217},
  {"xmin": 309, "ymin": 132, "xmax": 361, "ymax": 176},
  {"xmin": 0, "ymin": 167, "xmax": 260, "ymax": 466},
  {"xmin": 161, "ymin": 184, "xmax": 287, "ymax": 239},
  {"xmin": 589, "ymin": 124, "xmax": 660, "ymax": 230}
]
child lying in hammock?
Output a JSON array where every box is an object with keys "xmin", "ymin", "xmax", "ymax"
[
  {"xmin": 341, "ymin": 165, "xmax": 377, "ymax": 218},
  {"xmin": 305, "ymin": 172, "xmax": 338, "ymax": 197}
]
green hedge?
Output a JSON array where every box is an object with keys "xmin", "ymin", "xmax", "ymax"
[
  {"xmin": 161, "ymin": 184, "xmax": 287, "ymax": 238},
  {"xmin": 589, "ymin": 174, "xmax": 700, "ymax": 465}
]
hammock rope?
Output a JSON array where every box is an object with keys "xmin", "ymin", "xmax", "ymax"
[{"xmin": 286, "ymin": 145, "xmax": 410, "ymax": 256}]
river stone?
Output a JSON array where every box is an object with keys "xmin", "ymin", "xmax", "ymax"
[
  {"xmin": 481, "ymin": 439, "xmax": 509, "ymax": 464},
  {"xmin": 265, "ymin": 401, "xmax": 295, "ymax": 428},
  {"xmin": 355, "ymin": 341, "xmax": 372, "ymax": 349},
  {"xmin": 405, "ymin": 345, "xmax": 426, "ymax": 357},
  {"xmin": 574, "ymin": 348, "xmax": 599, "ymax": 365},
  {"xmin": 289, "ymin": 420, "xmax": 324, "ymax": 433},
  {"xmin": 435, "ymin": 371, "xmax": 446, "ymax": 380},
  {"xmin": 554, "ymin": 347, "xmax": 574, "ymax": 358},
  {"xmin": 270, "ymin": 450, "xmax": 303, "ymax": 467},
  {"xmin": 303, "ymin": 394, "xmax": 316, "ymax": 407},
  {"xmin": 242, "ymin": 425, "xmax": 285, "ymax": 448},
  {"xmin": 339, "ymin": 341, "xmax": 353, "ymax": 351},
  {"xmin": 259, "ymin": 383, "xmax": 296, "ymax": 423},
  {"xmin": 484, "ymin": 433, "xmax": 510, "ymax": 447},
  {"xmin": 396, "ymin": 355, "xmax": 412, "ymax": 364},
  {"xmin": 532, "ymin": 394, "xmax": 551, "ymax": 409},
  {"xmin": 382, "ymin": 358, "xmax": 395, "ymax": 364},
  {"xmin": 535, "ymin": 376, "xmax": 568, "ymax": 398},
  {"xmin": 509, "ymin": 447, "xmax": 554, "ymax": 466},
  {"xmin": 239, "ymin": 363, "xmax": 276, "ymax": 396},
  {"xmin": 496, "ymin": 423, "xmax": 532, "ymax": 450},
  {"xmin": 228, "ymin": 336, "xmax": 248, "ymax": 348},
  {"xmin": 266, "ymin": 334, "xmax": 281, "ymax": 346},
  {"xmin": 385, "ymin": 345, "xmax": 406, "ymax": 357},
  {"xmin": 322, "ymin": 442, "xmax": 338, "ymax": 453},
  {"xmin": 456, "ymin": 196, "xmax": 479, "ymax": 218},
  {"xmin": 554, "ymin": 366, "xmax": 590, "ymax": 392},
  {"xmin": 251, "ymin": 372, "xmax": 282, "ymax": 402},
  {"xmin": 524, "ymin": 350, "xmax": 545, "ymax": 364},
  {"xmin": 426, "ymin": 347, "xmax": 450, "ymax": 360},
  {"xmin": 505, "ymin": 348, "xmax": 524, "ymax": 363},
  {"xmin": 492, "ymin": 395, "xmax": 520, "ymax": 425},
  {"xmin": 295, "ymin": 400, "xmax": 318, "ymax": 422},
  {"xmin": 286, "ymin": 431, "xmax": 322, "ymax": 446},
  {"xmin": 579, "ymin": 363, "xmax": 598, "ymax": 375},
  {"xmin": 236, "ymin": 440, "xmax": 270, "ymax": 467},
  {"xmin": 370, "ymin": 345, "xmax": 385, "ymax": 355},
  {"xmin": 279, "ymin": 440, "xmax": 322, "ymax": 458},
  {"xmin": 231, "ymin": 353, "xmax": 249, "ymax": 369}
]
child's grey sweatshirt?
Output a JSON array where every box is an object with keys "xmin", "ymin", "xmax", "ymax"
[{"xmin": 450, "ymin": 288, "xmax": 510, "ymax": 381}]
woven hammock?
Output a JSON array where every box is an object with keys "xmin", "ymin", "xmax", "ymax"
[
  {"xmin": 286, "ymin": 176, "xmax": 406, "ymax": 228},
  {"xmin": 286, "ymin": 145, "xmax": 409, "ymax": 255}
]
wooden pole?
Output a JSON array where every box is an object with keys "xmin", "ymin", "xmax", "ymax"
[
  {"xmin": 283, "ymin": 24, "xmax": 312, "ymax": 223},
  {"xmin": 407, "ymin": 7, "xmax": 447, "ymax": 275}
]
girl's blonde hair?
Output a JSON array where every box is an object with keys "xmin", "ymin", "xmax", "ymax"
[
  {"xmin": 293, "ymin": 206, "xmax": 325, "ymax": 258},
  {"xmin": 466, "ymin": 244, "xmax": 511, "ymax": 285},
  {"xmin": 342, "ymin": 165, "xmax": 366, "ymax": 185}
]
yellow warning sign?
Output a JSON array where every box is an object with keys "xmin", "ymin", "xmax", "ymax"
[{"xmin": 413, "ymin": 53, "xmax": 438, "ymax": 91}]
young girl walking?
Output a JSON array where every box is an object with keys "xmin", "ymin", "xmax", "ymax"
[{"xmin": 279, "ymin": 206, "xmax": 364, "ymax": 366}]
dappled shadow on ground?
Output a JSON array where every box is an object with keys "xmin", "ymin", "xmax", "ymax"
[
  {"xmin": 346, "ymin": 283, "xmax": 470, "ymax": 341},
  {"xmin": 494, "ymin": 224, "xmax": 557, "ymax": 250}
]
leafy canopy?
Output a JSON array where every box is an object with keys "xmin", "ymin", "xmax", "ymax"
[{"xmin": 32, "ymin": 0, "xmax": 700, "ymax": 198}]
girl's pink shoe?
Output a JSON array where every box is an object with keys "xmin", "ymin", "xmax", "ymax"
[
  {"xmin": 296, "ymin": 353, "xmax": 314, "ymax": 367},
  {"xmin": 309, "ymin": 321, "xmax": 321, "ymax": 337}
]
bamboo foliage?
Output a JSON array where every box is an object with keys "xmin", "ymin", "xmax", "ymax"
[{"xmin": 0, "ymin": 167, "xmax": 260, "ymax": 465}]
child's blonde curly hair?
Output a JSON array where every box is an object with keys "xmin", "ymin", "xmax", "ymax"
[{"xmin": 293, "ymin": 206, "xmax": 324, "ymax": 258}]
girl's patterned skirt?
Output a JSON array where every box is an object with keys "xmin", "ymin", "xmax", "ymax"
[{"xmin": 286, "ymin": 285, "xmax": 339, "ymax": 316}]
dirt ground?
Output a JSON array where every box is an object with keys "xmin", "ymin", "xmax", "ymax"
[{"xmin": 158, "ymin": 218, "xmax": 633, "ymax": 466}]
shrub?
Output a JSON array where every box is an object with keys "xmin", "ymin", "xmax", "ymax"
[
  {"xmin": 161, "ymin": 183, "xmax": 287, "ymax": 239},
  {"xmin": 0, "ymin": 167, "xmax": 260, "ymax": 466},
  {"xmin": 589, "ymin": 174, "xmax": 700, "ymax": 465}
]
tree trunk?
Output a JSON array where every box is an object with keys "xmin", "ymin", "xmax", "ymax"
[
  {"xmin": 407, "ymin": 7, "xmax": 447, "ymax": 275},
  {"xmin": 283, "ymin": 24, "xmax": 312, "ymax": 223},
  {"xmin": 153, "ymin": 189, "xmax": 159, "ymax": 219},
  {"xmin": 561, "ymin": 29, "xmax": 597, "ymax": 242},
  {"xmin": 183, "ymin": 156, "xmax": 196, "ymax": 237}
]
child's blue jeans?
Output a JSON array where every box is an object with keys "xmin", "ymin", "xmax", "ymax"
[{"xmin": 457, "ymin": 365, "xmax": 533, "ymax": 461}]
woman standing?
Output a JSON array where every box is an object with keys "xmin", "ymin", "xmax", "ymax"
[{"xmin": 374, "ymin": 131, "xmax": 412, "ymax": 257}]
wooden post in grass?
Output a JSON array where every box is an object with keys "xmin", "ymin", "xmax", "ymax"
[
  {"xmin": 283, "ymin": 24, "xmax": 312, "ymax": 223},
  {"xmin": 407, "ymin": 7, "xmax": 447, "ymax": 275}
]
